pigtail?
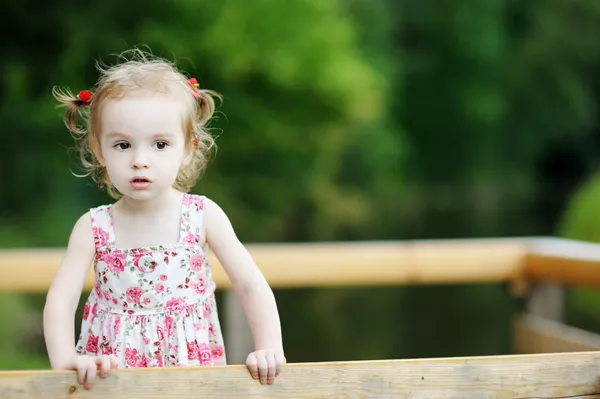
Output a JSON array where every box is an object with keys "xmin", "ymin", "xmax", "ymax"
[
  {"xmin": 51, "ymin": 86, "xmax": 93, "ymax": 135},
  {"xmin": 176, "ymin": 77, "xmax": 221, "ymax": 190},
  {"xmin": 195, "ymin": 89, "xmax": 222, "ymax": 126},
  {"xmin": 187, "ymin": 78, "xmax": 221, "ymax": 126}
]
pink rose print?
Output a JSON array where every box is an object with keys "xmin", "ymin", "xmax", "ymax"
[
  {"xmin": 190, "ymin": 195, "xmax": 204, "ymax": 211},
  {"xmin": 140, "ymin": 295, "xmax": 154, "ymax": 307},
  {"xmin": 184, "ymin": 233, "xmax": 200, "ymax": 246},
  {"xmin": 93, "ymin": 227, "xmax": 110, "ymax": 248},
  {"xmin": 155, "ymin": 283, "xmax": 165, "ymax": 294},
  {"xmin": 86, "ymin": 334, "xmax": 99, "ymax": 354},
  {"xmin": 105, "ymin": 250, "xmax": 126, "ymax": 274},
  {"xmin": 183, "ymin": 194, "xmax": 203, "ymax": 210},
  {"xmin": 101, "ymin": 344, "xmax": 113, "ymax": 355},
  {"xmin": 165, "ymin": 315, "xmax": 175, "ymax": 337},
  {"xmin": 191, "ymin": 277, "xmax": 206, "ymax": 295},
  {"xmin": 114, "ymin": 317, "xmax": 121, "ymax": 336},
  {"xmin": 125, "ymin": 348, "xmax": 140, "ymax": 368},
  {"xmin": 78, "ymin": 196, "xmax": 227, "ymax": 370},
  {"xmin": 198, "ymin": 343, "xmax": 213, "ymax": 365},
  {"xmin": 126, "ymin": 287, "xmax": 144, "ymax": 304},
  {"xmin": 82, "ymin": 304, "xmax": 90, "ymax": 321},
  {"xmin": 138, "ymin": 355, "xmax": 149, "ymax": 368},
  {"xmin": 155, "ymin": 351, "xmax": 164, "ymax": 367},
  {"xmin": 165, "ymin": 298, "xmax": 187, "ymax": 312},
  {"xmin": 131, "ymin": 250, "xmax": 151, "ymax": 271},
  {"xmin": 211, "ymin": 344, "xmax": 224, "ymax": 358},
  {"xmin": 187, "ymin": 341, "xmax": 198, "ymax": 360},
  {"xmin": 190, "ymin": 255, "xmax": 203, "ymax": 272}
]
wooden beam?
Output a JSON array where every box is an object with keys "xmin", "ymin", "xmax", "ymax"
[
  {"xmin": 3, "ymin": 352, "xmax": 600, "ymax": 399},
  {"xmin": 513, "ymin": 313, "xmax": 600, "ymax": 354},
  {"xmin": 0, "ymin": 239, "xmax": 527, "ymax": 293},
  {"xmin": 525, "ymin": 237, "xmax": 600, "ymax": 287}
]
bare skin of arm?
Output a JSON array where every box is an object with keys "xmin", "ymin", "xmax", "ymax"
[
  {"xmin": 204, "ymin": 198, "xmax": 285, "ymax": 384},
  {"xmin": 43, "ymin": 212, "xmax": 116, "ymax": 388}
]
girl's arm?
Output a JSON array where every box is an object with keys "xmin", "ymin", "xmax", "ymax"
[
  {"xmin": 204, "ymin": 198, "xmax": 284, "ymax": 383},
  {"xmin": 43, "ymin": 212, "xmax": 96, "ymax": 369}
]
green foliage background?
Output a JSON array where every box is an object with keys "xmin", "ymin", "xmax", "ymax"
[{"xmin": 3, "ymin": 0, "xmax": 600, "ymax": 368}]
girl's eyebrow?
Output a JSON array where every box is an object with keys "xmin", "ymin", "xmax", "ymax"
[
  {"xmin": 150, "ymin": 132, "xmax": 176, "ymax": 140},
  {"xmin": 105, "ymin": 131, "xmax": 128, "ymax": 140},
  {"xmin": 105, "ymin": 132, "xmax": 176, "ymax": 140}
]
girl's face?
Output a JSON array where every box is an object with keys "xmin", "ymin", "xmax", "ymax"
[{"xmin": 97, "ymin": 95, "xmax": 191, "ymax": 201}]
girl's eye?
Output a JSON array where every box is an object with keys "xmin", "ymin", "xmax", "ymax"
[
  {"xmin": 114, "ymin": 142, "xmax": 130, "ymax": 150},
  {"xmin": 155, "ymin": 141, "xmax": 168, "ymax": 150}
]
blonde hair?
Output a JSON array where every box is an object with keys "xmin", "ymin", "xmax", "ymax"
[{"xmin": 52, "ymin": 49, "xmax": 220, "ymax": 199}]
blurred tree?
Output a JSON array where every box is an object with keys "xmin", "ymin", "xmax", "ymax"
[
  {"xmin": 396, "ymin": 0, "xmax": 600, "ymax": 239},
  {"xmin": 0, "ymin": 0, "xmax": 402, "ymax": 367}
]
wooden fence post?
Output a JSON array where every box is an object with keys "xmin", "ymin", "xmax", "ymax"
[
  {"xmin": 526, "ymin": 283, "xmax": 564, "ymax": 322},
  {"xmin": 223, "ymin": 290, "xmax": 254, "ymax": 364}
]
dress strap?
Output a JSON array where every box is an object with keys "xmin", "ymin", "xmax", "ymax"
[
  {"xmin": 89, "ymin": 205, "xmax": 116, "ymax": 251},
  {"xmin": 179, "ymin": 193, "xmax": 207, "ymax": 248}
]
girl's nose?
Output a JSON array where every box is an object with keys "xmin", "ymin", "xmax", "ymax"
[{"xmin": 132, "ymin": 151, "xmax": 149, "ymax": 169}]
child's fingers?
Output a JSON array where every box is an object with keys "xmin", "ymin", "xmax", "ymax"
[
  {"xmin": 266, "ymin": 352, "xmax": 276, "ymax": 385},
  {"xmin": 76, "ymin": 362, "xmax": 87, "ymax": 386},
  {"xmin": 275, "ymin": 352, "xmax": 286, "ymax": 377},
  {"xmin": 245, "ymin": 352, "xmax": 259, "ymax": 380},
  {"xmin": 83, "ymin": 361, "xmax": 97, "ymax": 390},
  {"xmin": 96, "ymin": 356, "xmax": 111, "ymax": 378},
  {"xmin": 109, "ymin": 354, "xmax": 119, "ymax": 369},
  {"xmin": 256, "ymin": 354, "xmax": 268, "ymax": 385}
]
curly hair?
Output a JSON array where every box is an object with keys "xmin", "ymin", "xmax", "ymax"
[{"xmin": 52, "ymin": 48, "xmax": 220, "ymax": 199}]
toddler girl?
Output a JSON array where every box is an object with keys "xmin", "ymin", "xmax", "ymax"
[{"xmin": 43, "ymin": 49, "xmax": 285, "ymax": 390}]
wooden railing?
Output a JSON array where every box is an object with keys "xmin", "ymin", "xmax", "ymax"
[
  {"xmin": 2, "ymin": 236, "xmax": 600, "ymax": 398},
  {"xmin": 0, "ymin": 238, "xmax": 529, "ymax": 292},
  {"xmin": 4, "ymin": 351, "xmax": 600, "ymax": 399}
]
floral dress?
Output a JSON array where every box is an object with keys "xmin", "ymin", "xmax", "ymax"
[{"xmin": 75, "ymin": 193, "xmax": 227, "ymax": 368}]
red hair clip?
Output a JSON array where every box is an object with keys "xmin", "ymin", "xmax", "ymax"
[
  {"xmin": 188, "ymin": 78, "xmax": 200, "ymax": 99},
  {"xmin": 77, "ymin": 90, "xmax": 93, "ymax": 107}
]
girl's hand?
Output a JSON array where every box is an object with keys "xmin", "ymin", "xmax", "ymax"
[
  {"xmin": 245, "ymin": 350, "xmax": 286, "ymax": 385},
  {"xmin": 70, "ymin": 354, "xmax": 119, "ymax": 389}
]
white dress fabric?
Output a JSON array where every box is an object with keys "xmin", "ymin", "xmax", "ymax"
[{"xmin": 75, "ymin": 193, "xmax": 227, "ymax": 367}]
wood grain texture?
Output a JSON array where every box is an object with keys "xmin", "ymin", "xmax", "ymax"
[
  {"xmin": 3, "ymin": 352, "xmax": 600, "ymax": 399},
  {"xmin": 513, "ymin": 313, "xmax": 600, "ymax": 354},
  {"xmin": 0, "ymin": 238, "xmax": 527, "ymax": 293},
  {"xmin": 525, "ymin": 237, "xmax": 600, "ymax": 287}
]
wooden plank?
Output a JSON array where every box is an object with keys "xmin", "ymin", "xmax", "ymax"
[
  {"xmin": 513, "ymin": 313, "xmax": 600, "ymax": 354},
  {"xmin": 3, "ymin": 352, "xmax": 600, "ymax": 398},
  {"xmin": 0, "ymin": 238, "xmax": 527, "ymax": 293},
  {"xmin": 525, "ymin": 237, "xmax": 600, "ymax": 287}
]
